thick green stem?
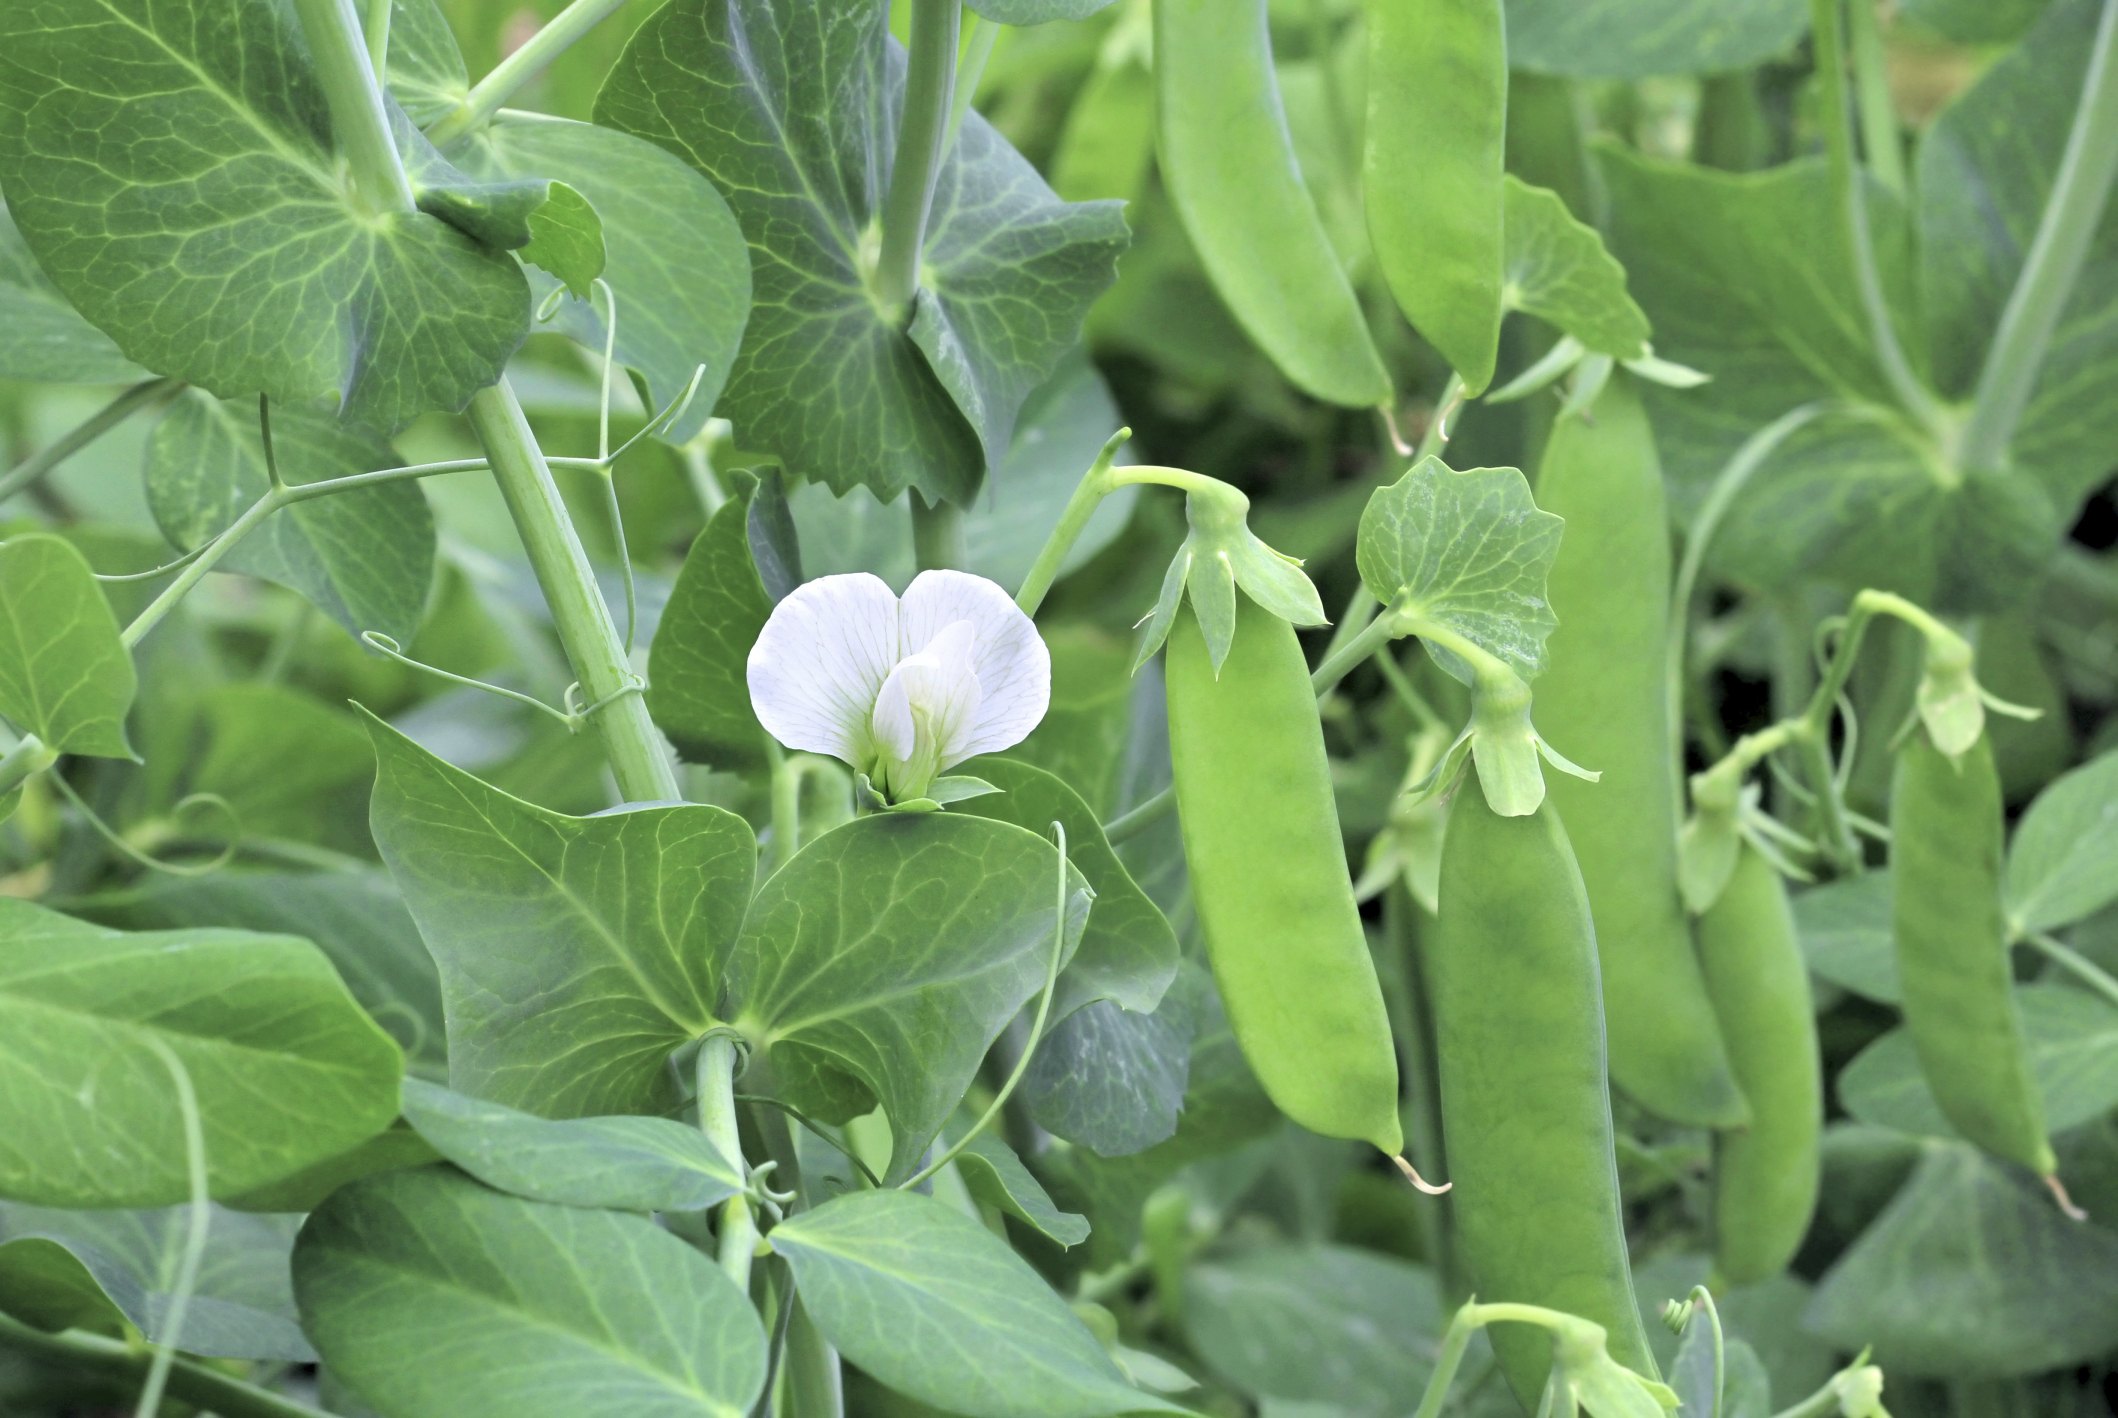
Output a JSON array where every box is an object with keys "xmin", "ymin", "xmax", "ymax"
[
  {"xmin": 909, "ymin": 492, "xmax": 966, "ymax": 571},
  {"xmin": 1845, "ymin": 0, "xmax": 1903, "ymax": 195},
  {"xmin": 1960, "ymin": 0, "xmax": 2118, "ymax": 471},
  {"xmin": 424, "ymin": 0, "xmax": 633, "ymax": 147},
  {"xmin": 469, "ymin": 384, "xmax": 679, "ymax": 803},
  {"xmin": 874, "ymin": 0, "xmax": 961, "ymax": 312},
  {"xmin": 0, "ymin": 1313, "xmax": 328, "ymax": 1418},
  {"xmin": 697, "ymin": 1037, "xmax": 758, "ymax": 1290},
  {"xmin": 0, "ymin": 379, "xmax": 181, "ymax": 505},
  {"xmin": 291, "ymin": 0, "xmax": 416, "ymax": 214}
]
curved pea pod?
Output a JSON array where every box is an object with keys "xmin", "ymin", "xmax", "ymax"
[
  {"xmin": 1154, "ymin": 0, "xmax": 1391, "ymax": 407},
  {"xmin": 1533, "ymin": 376, "xmax": 1747, "ymax": 1129},
  {"xmin": 1891, "ymin": 731, "xmax": 2057, "ymax": 1178},
  {"xmin": 1430, "ymin": 786, "xmax": 1659, "ymax": 1406},
  {"xmin": 1363, "ymin": 0, "xmax": 1507, "ymax": 395},
  {"xmin": 1165, "ymin": 596, "xmax": 1403, "ymax": 1154},
  {"xmin": 1699, "ymin": 844, "xmax": 1822, "ymax": 1287}
]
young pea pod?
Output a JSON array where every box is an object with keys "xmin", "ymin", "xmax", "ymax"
[
  {"xmin": 1698, "ymin": 844, "xmax": 1822, "ymax": 1287},
  {"xmin": 1363, "ymin": 0, "xmax": 1507, "ymax": 394},
  {"xmin": 1891, "ymin": 731, "xmax": 2057, "ymax": 1178},
  {"xmin": 1533, "ymin": 377, "xmax": 1747, "ymax": 1129},
  {"xmin": 1430, "ymin": 785, "xmax": 1658, "ymax": 1406},
  {"xmin": 1155, "ymin": 0, "xmax": 1391, "ymax": 407},
  {"xmin": 1165, "ymin": 596, "xmax": 1404, "ymax": 1155}
]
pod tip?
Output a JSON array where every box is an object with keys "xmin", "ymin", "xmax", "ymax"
[
  {"xmin": 1392, "ymin": 1153, "xmax": 1452, "ymax": 1195},
  {"xmin": 2045, "ymin": 1173, "xmax": 2088, "ymax": 1222}
]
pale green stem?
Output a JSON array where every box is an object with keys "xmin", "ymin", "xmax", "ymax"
[
  {"xmin": 0, "ymin": 379, "xmax": 181, "ymax": 505},
  {"xmin": 0, "ymin": 736, "xmax": 56, "ymax": 797},
  {"xmin": 364, "ymin": 0, "xmax": 392, "ymax": 74},
  {"xmin": 122, "ymin": 492, "xmax": 285, "ymax": 649},
  {"xmin": 910, "ymin": 493, "xmax": 966, "ymax": 571},
  {"xmin": 134, "ymin": 1039, "xmax": 209, "ymax": 1418},
  {"xmin": 942, "ymin": 14, "xmax": 1000, "ymax": 157},
  {"xmin": 424, "ymin": 0, "xmax": 633, "ymax": 147},
  {"xmin": 1959, "ymin": 0, "xmax": 2118, "ymax": 471},
  {"xmin": 1102, "ymin": 785, "xmax": 1174, "ymax": 844},
  {"xmin": 0, "ymin": 1314, "xmax": 328, "ymax": 1418},
  {"xmin": 1318, "ymin": 585, "xmax": 1382, "ymax": 670},
  {"xmin": 1416, "ymin": 373, "xmax": 1465, "ymax": 463},
  {"xmin": 1013, "ymin": 430, "xmax": 1129, "ymax": 616},
  {"xmin": 1809, "ymin": 0, "xmax": 1945, "ymax": 438},
  {"xmin": 2020, "ymin": 930, "xmax": 2118, "ymax": 1010},
  {"xmin": 1845, "ymin": 0, "xmax": 1903, "ymax": 195},
  {"xmin": 1311, "ymin": 612, "xmax": 1399, "ymax": 697},
  {"xmin": 697, "ymin": 1037, "xmax": 757, "ymax": 1289},
  {"xmin": 875, "ymin": 0, "xmax": 961, "ymax": 311},
  {"xmin": 291, "ymin": 0, "xmax": 417, "ymax": 214},
  {"xmin": 765, "ymin": 740, "xmax": 802, "ymax": 874},
  {"xmin": 1410, "ymin": 1304, "xmax": 1483, "ymax": 1418}
]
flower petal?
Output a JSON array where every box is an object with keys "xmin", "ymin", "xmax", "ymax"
[
  {"xmin": 871, "ymin": 620, "xmax": 984, "ymax": 797},
  {"xmin": 898, "ymin": 570, "xmax": 1050, "ymax": 764},
  {"xmin": 746, "ymin": 572, "xmax": 901, "ymax": 763}
]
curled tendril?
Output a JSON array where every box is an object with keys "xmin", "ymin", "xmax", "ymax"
[
  {"xmin": 51, "ymin": 774, "xmax": 238, "ymax": 879},
  {"xmin": 362, "ymin": 631, "xmax": 577, "ymax": 728}
]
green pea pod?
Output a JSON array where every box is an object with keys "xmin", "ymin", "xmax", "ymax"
[
  {"xmin": 1533, "ymin": 377, "xmax": 1748, "ymax": 1129},
  {"xmin": 1891, "ymin": 731, "xmax": 2056, "ymax": 1177},
  {"xmin": 1363, "ymin": 0, "xmax": 1507, "ymax": 394},
  {"xmin": 1165, "ymin": 596, "xmax": 1403, "ymax": 1154},
  {"xmin": 1431, "ymin": 786, "xmax": 1658, "ymax": 1405},
  {"xmin": 1155, "ymin": 0, "xmax": 1391, "ymax": 407},
  {"xmin": 1699, "ymin": 844, "xmax": 1821, "ymax": 1287}
]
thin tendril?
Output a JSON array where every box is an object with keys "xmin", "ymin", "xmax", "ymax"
[
  {"xmin": 594, "ymin": 277, "xmax": 618, "ymax": 462},
  {"xmin": 360, "ymin": 632, "xmax": 576, "ymax": 728},
  {"xmin": 734, "ymin": 1095, "xmax": 884, "ymax": 1189},
  {"xmin": 51, "ymin": 775, "xmax": 237, "ymax": 878},
  {"xmin": 258, "ymin": 395, "xmax": 285, "ymax": 490},
  {"xmin": 94, "ymin": 542, "xmax": 213, "ymax": 584},
  {"xmin": 135, "ymin": 1037, "xmax": 210, "ymax": 1418}
]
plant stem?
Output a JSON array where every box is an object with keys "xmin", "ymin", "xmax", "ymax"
[
  {"xmin": 2020, "ymin": 930, "xmax": 2118, "ymax": 1010},
  {"xmin": 0, "ymin": 379, "xmax": 181, "ymax": 505},
  {"xmin": 1013, "ymin": 430, "xmax": 1129, "ymax": 615},
  {"xmin": 942, "ymin": 14, "xmax": 999, "ymax": 157},
  {"xmin": 765, "ymin": 741, "xmax": 802, "ymax": 874},
  {"xmin": 1959, "ymin": 0, "xmax": 2118, "ymax": 471},
  {"xmin": 291, "ymin": 0, "xmax": 417, "ymax": 214},
  {"xmin": 1411, "ymin": 1304, "xmax": 1486, "ymax": 1418},
  {"xmin": 425, "ymin": 0, "xmax": 633, "ymax": 147},
  {"xmin": 697, "ymin": 1037, "xmax": 757, "ymax": 1290},
  {"xmin": 1311, "ymin": 612, "xmax": 1399, "ymax": 696},
  {"xmin": 1809, "ymin": 0, "xmax": 1944, "ymax": 438},
  {"xmin": 122, "ymin": 492, "xmax": 283, "ymax": 649},
  {"xmin": 875, "ymin": 0, "xmax": 961, "ymax": 313},
  {"xmin": 909, "ymin": 492, "xmax": 966, "ymax": 571},
  {"xmin": 364, "ymin": 0, "xmax": 392, "ymax": 74},
  {"xmin": 0, "ymin": 1314, "xmax": 329, "ymax": 1418},
  {"xmin": 1844, "ymin": 0, "xmax": 1903, "ymax": 195},
  {"xmin": 1103, "ymin": 785, "xmax": 1174, "ymax": 844}
]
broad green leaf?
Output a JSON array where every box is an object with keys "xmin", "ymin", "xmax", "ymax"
[
  {"xmin": 1505, "ymin": 0, "xmax": 1807, "ymax": 79},
  {"xmin": 185, "ymin": 682, "xmax": 374, "ymax": 846},
  {"xmin": 769, "ymin": 1189, "xmax": 1182, "ymax": 1417},
  {"xmin": 0, "ymin": 1203, "xmax": 310, "ymax": 1360},
  {"xmin": 648, "ymin": 471, "xmax": 775, "ymax": 767},
  {"xmin": 0, "ymin": 209, "xmax": 140, "ymax": 383},
  {"xmin": 400, "ymin": 1078, "xmax": 742, "ymax": 1213},
  {"xmin": 726, "ymin": 814, "xmax": 1088, "ymax": 1183},
  {"xmin": 968, "ymin": 0, "xmax": 1118, "ymax": 22},
  {"xmin": 1838, "ymin": 985, "xmax": 2118, "ymax": 1139},
  {"xmin": 1902, "ymin": 0, "xmax": 2050, "ymax": 43},
  {"xmin": 597, "ymin": 0, "xmax": 1126, "ymax": 504},
  {"xmin": 1805, "ymin": 1142, "xmax": 2118, "ymax": 1378},
  {"xmin": 2005, "ymin": 749, "xmax": 2118, "ymax": 933},
  {"xmin": 959, "ymin": 756, "xmax": 1178, "ymax": 1016},
  {"xmin": 1792, "ymin": 870, "xmax": 1900, "ymax": 1004},
  {"xmin": 464, "ymin": 114, "xmax": 751, "ymax": 441},
  {"xmin": 1501, "ymin": 177, "xmax": 1650, "ymax": 360},
  {"xmin": 1355, "ymin": 457, "xmax": 1563, "ymax": 685},
  {"xmin": 948, "ymin": 1125, "xmax": 1090, "ymax": 1247},
  {"xmin": 1008, "ymin": 625, "xmax": 1140, "ymax": 818},
  {"xmin": 364, "ymin": 715, "xmax": 755, "ymax": 1119},
  {"xmin": 1183, "ymin": 1243, "xmax": 1446, "ymax": 1416},
  {"xmin": 223, "ymin": 1123, "xmax": 440, "ymax": 1215},
  {"xmin": 147, "ymin": 393, "xmax": 435, "ymax": 643},
  {"xmin": 297, "ymin": 1167, "xmax": 767, "ymax": 1418},
  {"xmin": 81, "ymin": 868, "xmax": 447, "ymax": 1069},
  {"xmin": 0, "ymin": 897, "xmax": 402, "ymax": 1208},
  {"xmin": 0, "ymin": 0, "xmax": 528, "ymax": 431},
  {"xmin": 382, "ymin": 0, "xmax": 470, "ymax": 128},
  {"xmin": 0, "ymin": 534, "xmax": 136, "ymax": 758},
  {"xmin": 1023, "ymin": 981, "xmax": 1194, "ymax": 1157}
]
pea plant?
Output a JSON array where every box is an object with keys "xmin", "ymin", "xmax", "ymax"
[{"xmin": 2, "ymin": 0, "xmax": 2117, "ymax": 1414}]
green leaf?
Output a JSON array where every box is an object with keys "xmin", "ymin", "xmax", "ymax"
[
  {"xmin": 364, "ymin": 715, "xmax": 755, "ymax": 1119},
  {"xmin": 1839, "ymin": 985, "xmax": 2118, "ymax": 1139},
  {"xmin": 1792, "ymin": 870, "xmax": 1900, "ymax": 1004},
  {"xmin": 296, "ymin": 1167, "xmax": 767, "ymax": 1418},
  {"xmin": 1501, "ymin": 177, "xmax": 1651, "ymax": 360},
  {"xmin": 647, "ymin": 472, "xmax": 775, "ymax": 767},
  {"xmin": 958, "ymin": 756, "xmax": 1178, "ymax": 1016},
  {"xmin": 597, "ymin": 0, "xmax": 1126, "ymax": 505},
  {"xmin": 80, "ymin": 868, "xmax": 447, "ymax": 1070},
  {"xmin": 2005, "ymin": 743, "xmax": 2118, "ymax": 936},
  {"xmin": 185, "ymin": 682, "xmax": 374, "ymax": 845},
  {"xmin": 1505, "ymin": 0, "xmax": 1807, "ymax": 79},
  {"xmin": 1901, "ymin": 0, "xmax": 2050, "ymax": 43},
  {"xmin": 399, "ymin": 1079, "xmax": 742, "ymax": 1213},
  {"xmin": 0, "ymin": 208, "xmax": 140, "ymax": 383},
  {"xmin": 0, "ymin": 0, "xmax": 528, "ymax": 431},
  {"xmin": 382, "ymin": 0, "xmax": 470, "ymax": 127},
  {"xmin": 463, "ymin": 114, "xmax": 751, "ymax": 441},
  {"xmin": 967, "ymin": 0, "xmax": 1117, "ymax": 23},
  {"xmin": 222, "ymin": 1122, "xmax": 440, "ymax": 1215},
  {"xmin": 1023, "ymin": 981, "xmax": 1194, "ymax": 1157},
  {"xmin": 768, "ymin": 1188, "xmax": 1182, "ymax": 1417},
  {"xmin": 1672, "ymin": 1330, "xmax": 1771, "ymax": 1418},
  {"xmin": 947, "ymin": 1125, "xmax": 1090, "ymax": 1248},
  {"xmin": 726, "ymin": 814, "xmax": 1088, "ymax": 1183},
  {"xmin": 1355, "ymin": 457, "xmax": 1563, "ymax": 685},
  {"xmin": 1805, "ymin": 1141, "xmax": 2118, "ymax": 1378},
  {"xmin": 0, "ymin": 897, "xmax": 403, "ymax": 1208},
  {"xmin": 0, "ymin": 1203, "xmax": 310, "ymax": 1360},
  {"xmin": 0, "ymin": 533, "xmax": 136, "ymax": 758},
  {"xmin": 404, "ymin": 133, "xmax": 606, "ymax": 300},
  {"xmin": 1182, "ymin": 1243, "xmax": 1446, "ymax": 1416},
  {"xmin": 147, "ymin": 392, "xmax": 435, "ymax": 643}
]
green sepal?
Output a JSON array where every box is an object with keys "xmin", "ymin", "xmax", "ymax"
[
  {"xmin": 926, "ymin": 775, "xmax": 1002, "ymax": 806},
  {"xmin": 1409, "ymin": 669, "xmax": 1595, "ymax": 819},
  {"xmin": 1132, "ymin": 482, "xmax": 1326, "ymax": 674},
  {"xmin": 1548, "ymin": 1315, "xmax": 1681, "ymax": 1418}
]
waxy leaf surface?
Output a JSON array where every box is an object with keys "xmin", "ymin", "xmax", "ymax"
[
  {"xmin": 1505, "ymin": 0, "xmax": 1806, "ymax": 79},
  {"xmin": 0, "ymin": 534, "xmax": 136, "ymax": 758}
]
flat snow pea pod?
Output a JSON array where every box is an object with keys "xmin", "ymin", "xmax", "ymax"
[
  {"xmin": 1891, "ymin": 731, "xmax": 2057, "ymax": 1178},
  {"xmin": 1165, "ymin": 596, "xmax": 1404, "ymax": 1155},
  {"xmin": 1364, "ymin": 0, "xmax": 1507, "ymax": 394},
  {"xmin": 1430, "ymin": 786, "xmax": 1658, "ymax": 1405},
  {"xmin": 1532, "ymin": 377, "xmax": 1748, "ymax": 1129},
  {"xmin": 1699, "ymin": 844, "xmax": 1822, "ymax": 1287},
  {"xmin": 1154, "ymin": 0, "xmax": 1392, "ymax": 408}
]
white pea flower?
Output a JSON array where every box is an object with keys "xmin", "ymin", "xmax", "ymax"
[{"xmin": 746, "ymin": 570, "xmax": 1051, "ymax": 803}]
